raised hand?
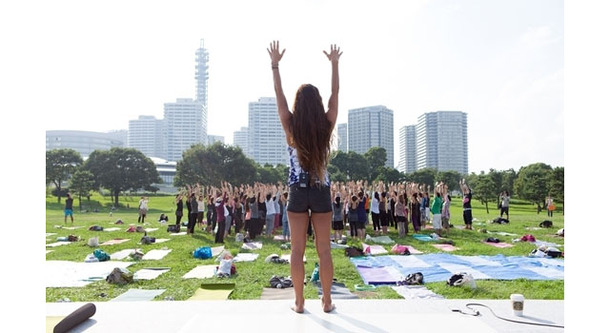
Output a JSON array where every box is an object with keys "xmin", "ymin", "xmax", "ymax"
[
  {"xmin": 323, "ymin": 44, "xmax": 343, "ymax": 62},
  {"xmin": 267, "ymin": 40, "xmax": 286, "ymax": 66}
]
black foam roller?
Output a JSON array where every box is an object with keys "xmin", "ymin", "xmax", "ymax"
[{"xmin": 54, "ymin": 303, "xmax": 96, "ymax": 333}]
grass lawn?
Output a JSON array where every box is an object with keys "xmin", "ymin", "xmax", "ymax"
[{"xmin": 45, "ymin": 193, "xmax": 564, "ymax": 302}]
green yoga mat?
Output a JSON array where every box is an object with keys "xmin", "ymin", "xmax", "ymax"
[
  {"xmin": 259, "ymin": 287, "xmax": 294, "ymax": 300},
  {"xmin": 188, "ymin": 283, "xmax": 235, "ymax": 300}
]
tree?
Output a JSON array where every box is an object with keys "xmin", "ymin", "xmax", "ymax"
[
  {"xmin": 374, "ymin": 166, "xmax": 404, "ymax": 184},
  {"xmin": 549, "ymin": 166, "xmax": 564, "ymax": 213},
  {"xmin": 327, "ymin": 164, "xmax": 347, "ymax": 183},
  {"xmin": 513, "ymin": 163, "xmax": 553, "ymax": 212},
  {"xmin": 473, "ymin": 174, "xmax": 497, "ymax": 214},
  {"xmin": 329, "ymin": 151, "xmax": 369, "ymax": 181},
  {"xmin": 410, "ymin": 168, "xmax": 437, "ymax": 190},
  {"xmin": 83, "ymin": 147, "xmax": 161, "ymax": 207},
  {"xmin": 69, "ymin": 169, "xmax": 95, "ymax": 211},
  {"xmin": 436, "ymin": 170, "xmax": 462, "ymax": 193},
  {"xmin": 501, "ymin": 169, "xmax": 517, "ymax": 196},
  {"xmin": 174, "ymin": 142, "xmax": 258, "ymax": 187},
  {"xmin": 46, "ymin": 148, "xmax": 83, "ymax": 203},
  {"xmin": 364, "ymin": 147, "xmax": 387, "ymax": 180},
  {"xmin": 257, "ymin": 163, "xmax": 288, "ymax": 184}
]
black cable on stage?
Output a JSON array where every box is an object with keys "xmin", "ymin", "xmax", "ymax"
[{"xmin": 451, "ymin": 302, "xmax": 564, "ymax": 329}]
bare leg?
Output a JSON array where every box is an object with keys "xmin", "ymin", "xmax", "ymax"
[
  {"xmin": 312, "ymin": 211, "xmax": 335, "ymax": 313},
  {"xmin": 288, "ymin": 211, "xmax": 309, "ymax": 313}
]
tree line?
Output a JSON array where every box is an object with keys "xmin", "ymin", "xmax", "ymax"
[{"xmin": 46, "ymin": 143, "xmax": 563, "ymax": 211}]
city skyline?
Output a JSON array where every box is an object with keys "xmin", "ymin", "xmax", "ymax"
[{"xmin": 17, "ymin": 0, "xmax": 563, "ymax": 173}]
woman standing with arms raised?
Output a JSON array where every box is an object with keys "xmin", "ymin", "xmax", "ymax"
[{"xmin": 268, "ymin": 40, "xmax": 342, "ymax": 313}]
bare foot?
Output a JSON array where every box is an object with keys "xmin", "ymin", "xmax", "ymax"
[
  {"xmin": 321, "ymin": 298, "xmax": 335, "ymax": 313},
  {"xmin": 291, "ymin": 303, "xmax": 304, "ymax": 314}
]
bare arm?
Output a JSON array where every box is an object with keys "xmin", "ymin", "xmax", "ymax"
[
  {"xmin": 267, "ymin": 41, "xmax": 291, "ymax": 143},
  {"xmin": 323, "ymin": 44, "xmax": 342, "ymax": 127}
]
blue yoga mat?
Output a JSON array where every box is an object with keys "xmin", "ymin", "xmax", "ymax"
[{"xmin": 351, "ymin": 253, "xmax": 564, "ymax": 285}]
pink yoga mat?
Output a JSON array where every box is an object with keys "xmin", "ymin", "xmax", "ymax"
[
  {"xmin": 101, "ymin": 238, "xmax": 130, "ymax": 246},
  {"xmin": 432, "ymin": 244, "xmax": 459, "ymax": 252}
]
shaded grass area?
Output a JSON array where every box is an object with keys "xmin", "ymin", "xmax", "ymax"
[{"xmin": 46, "ymin": 193, "xmax": 564, "ymax": 302}]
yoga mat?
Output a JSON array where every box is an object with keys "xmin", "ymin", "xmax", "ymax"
[
  {"xmin": 259, "ymin": 287, "xmax": 294, "ymax": 300},
  {"xmin": 46, "ymin": 250, "xmax": 53, "ymax": 254},
  {"xmin": 188, "ymin": 283, "xmax": 235, "ymax": 300},
  {"xmin": 110, "ymin": 249, "xmax": 136, "ymax": 260},
  {"xmin": 314, "ymin": 281, "xmax": 359, "ymax": 299},
  {"xmin": 142, "ymin": 249, "xmax": 172, "ymax": 260},
  {"xmin": 211, "ymin": 246, "xmax": 225, "ymax": 256},
  {"xmin": 104, "ymin": 227, "xmax": 121, "ymax": 232},
  {"xmin": 134, "ymin": 267, "xmax": 170, "ymax": 280},
  {"xmin": 413, "ymin": 234, "xmax": 434, "ymax": 242},
  {"xmin": 484, "ymin": 241, "xmax": 514, "ymax": 248},
  {"xmin": 331, "ymin": 242, "xmax": 348, "ymax": 249},
  {"xmin": 169, "ymin": 232, "xmax": 187, "ymax": 236},
  {"xmin": 406, "ymin": 245, "xmax": 423, "ymax": 254},
  {"xmin": 365, "ymin": 235, "xmax": 395, "ymax": 244},
  {"xmin": 46, "ymin": 233, "xmax": 57, "ymax": 237},
  {"xmin": 351, "ymin": 254, "xmax": 564, "ymax": 285},
  {"xmin": 145, "ymin": 228, "xmax": 159, "ymax": 232},
  {"xmin": 101, "ymin": 238, "xmax": 130, "ymax": 246},
  {"xmin": 489, "ymin": 231, "xmax": 518, "ymax": 236},
  {"xmin": 391, "ymin": 285, "xmax": 445, "ymax": 300},
  {"xmin": 234, "ymin": 253, "xmax": 259, "ymax": 262},
  {"xmin": 362, "ymin": 243, "xmax": 388, "ymax": 255},
  {"xmin": 183, "ymin": 265, "xmax": 217, "ymax": 279},
  {"xmin": 55, "ymin": 225, "xmax": 85, "ymax": 230},
  {"xmin": 280, "ymin": 254, "xmax": 305, "ymax": 263},
  {"xmin": 46, "ymin": 241, "xmax": 72, "ymax": 247},
  {"xmin": 46, "ymin": 260, "xmax": 133, "ymax": 287},
  {"xmin": 432, "ymin": 244, "xmax": 459, "ymax": 252},
  {"xmin": 48, "ymin": 303, "xmax": 96, "ymax": 333},
  {"xmin": 110, "ymin": 289, "xmax": 166, "ymax": 302},
  {"xmin": 241, "ymin": 242, "xmax": 263, "ymax": 250},
  {"xmin": 153, "ymin": 238, "xmax": 170, "ymax": 244}
]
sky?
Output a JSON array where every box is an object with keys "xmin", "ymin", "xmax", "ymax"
[{"xmin": 3, "ymin": 0, "xmax": 564, "ymax": 174}]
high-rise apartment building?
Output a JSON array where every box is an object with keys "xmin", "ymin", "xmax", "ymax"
[
  {"xmin": 128, "ymin": 115, "xmax": 166, "ymax": 159},
  {"xmin": 348, "ymin": 105, "xmax": 394, "ymax": 167},
  {"xmin": 336, "ymin": 123, "xmax": 347, "ymax": 152},
  {"xmin": 247, "ymin": 97, "xmax": 287, "ymax": 166},
  {"xmin": 415, "ymin": 111, "xmax": 468, "ymax": 175},
  {"xmin": 233, "ymin": 127, "xmax": 249, "ymax": 156},
  {"xmin": 164, "ymin": 98, "xmax": 206, "ymax": 162},
  {"xmin": 397, "ymin": 125, "xmax": 417, "ymax": 174}
]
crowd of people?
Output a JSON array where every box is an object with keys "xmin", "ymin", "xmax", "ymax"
[{"xmin": 162, "ymin": 179, "xmax": 470, "ymax": 242}]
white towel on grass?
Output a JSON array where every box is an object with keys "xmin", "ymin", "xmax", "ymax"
[{"xmin": 142, "ymin": 249, "xmax": 172, "ymax": 260}]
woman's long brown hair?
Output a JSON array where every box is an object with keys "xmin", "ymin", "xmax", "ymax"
[{"xmin": 290, "ymin": 84, "xmax": 332, "ymax": 186}]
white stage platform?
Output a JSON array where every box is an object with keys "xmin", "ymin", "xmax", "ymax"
[{"xmin": 46, "ymin": 299, "xmax": 564, "ymax": 333}]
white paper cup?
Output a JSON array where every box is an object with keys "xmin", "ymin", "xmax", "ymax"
[{"xmin": 510, "ymin": 294, "xmax": 524, "ymax": 316}]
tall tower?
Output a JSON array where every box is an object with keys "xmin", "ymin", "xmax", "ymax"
[
  {"xmin": 347, "ymin": 105, "xmax": 394, "ymax": 167},
  {"xmin": 248, "ymin": 97, "xmax": 287, "ymax": 166},
  {"xmin": 416, "ymin": 111, "xmax": 468, "ymax": 175},
  {"xmin": 195, "ymin": 39, "xmax": 209, "ymax": 143}
]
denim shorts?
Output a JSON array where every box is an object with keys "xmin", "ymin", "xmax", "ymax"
[{"xmin": 287, "ymin": 184, "xmax": 332, "ymax": 213}]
